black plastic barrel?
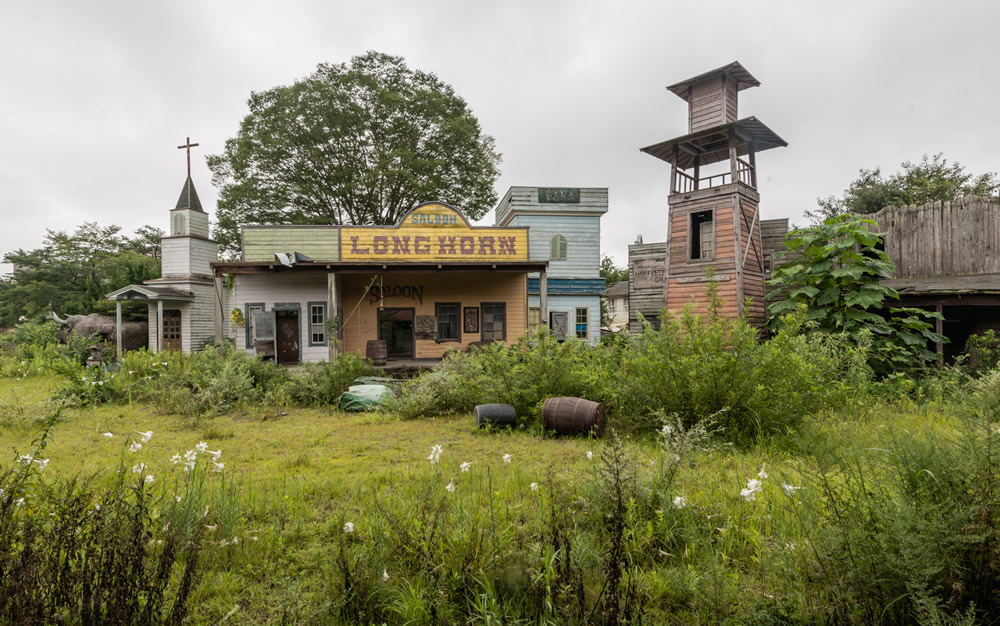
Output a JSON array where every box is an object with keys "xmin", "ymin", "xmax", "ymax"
[
  {"xmin": 474, "ymin": 403, "xmax": 517, "ymax": 428},
  {"xmin": 542, "ymin": 397, "xmax": 605, "ymax": 436},
  {"xmin": 366, "ymin": 340, "xmax": 387, "ymax": 366}
]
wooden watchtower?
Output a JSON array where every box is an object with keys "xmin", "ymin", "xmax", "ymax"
[{"xmin": 640, "ymin": 62, "xmax": 786, "ymax": 326}]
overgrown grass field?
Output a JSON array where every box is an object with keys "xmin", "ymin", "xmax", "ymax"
[{"xmin": 3, "ymin": 311, "xmax": 1000, "ymax": 624}]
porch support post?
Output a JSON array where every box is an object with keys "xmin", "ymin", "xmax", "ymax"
[
  {"xmin": 215, "ymin": 275, "xmax": 225, "ymax": 355},
  {"xmin": 156, "ymin": 300, "xmax": 163, "ymax": 354},
  {"xmin": 539, "ymin": 270, "xmax": 548, "ymax": 330},
  {"xmin": 115, "ymin": 300, "xmax": 122, "ymax": 360},
  {"xmin": 327, "ymin": 271, "xmax": 341, "ymax": 360}
]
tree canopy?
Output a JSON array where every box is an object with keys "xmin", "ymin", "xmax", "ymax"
[
  {"xmin": 0, "ymin": 223, "xmax": 162, "ymax": 326},
  {"xmin": 207, "ymin": 51, "xmax": 503, "ymax": 255},
  {"xmin": 808, "ymin": 153, "xmax": 999, "ymax": 223}
]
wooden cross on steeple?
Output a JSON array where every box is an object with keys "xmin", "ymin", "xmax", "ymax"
[{"xmin": 177, "ymin": 136, "xmax": 199, "ymax": 178}]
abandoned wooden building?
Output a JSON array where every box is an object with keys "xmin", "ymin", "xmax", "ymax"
[{"xmin": 629, "ymin": 61, "xmax": 788, "ymax": 332}]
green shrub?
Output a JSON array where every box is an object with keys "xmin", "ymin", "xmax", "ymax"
[
  {"xmin": 965, "ymin": 329, "xmax": 1000, "ymax": 376},
  {"xmin": 287, "ymin": 354, "xmax": 377, "ymax": 406}
]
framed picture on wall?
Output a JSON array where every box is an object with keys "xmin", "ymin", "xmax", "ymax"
[{"xmin": 463, "ymin": 307, "xmax": 479, "ymax": 333}]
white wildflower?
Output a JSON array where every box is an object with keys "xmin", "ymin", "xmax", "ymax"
[
  {"xmin": 427, "ymin": 444, "xmax": 442, "ymax": 464},
  {"xmin": 196, "ymin": 442, "xmax": 208, "ymax": 452},
  {"xmin": 460, "ymin": 462, "xmax": 471, "ymax": 472},
  {"xmin": 446, "ymin": 481, "xmax": 456, "ymax": 492},
  {"xmin": 128, "ymin": 442, "xmax": 142, "ymax": 453},
  {"xmin": 740, "ymin": 478, "xmax": 763, "ymax": 502},
  {"xmin": 128, "ymin": 370, "xmax": 135, "ymax": 375},
  {"xmin": 383, "ymin": 568, "xmax": 390, "ymax": 581},
  {"xmin": 18, "ymin": 315, "xmax": 27, "ymax": 322},
  {"xmin": 672, "ymin": 496, "xmax": 687, "ymax": 509},
  {"xmin": 502, "ymin": 454, "xmax": 512, "ymax": 463},
  {"xmin": 15, "ymin": 497, "xmax": 24, "ymax": 506},
  {"xmin": 145, "ymin": 475, "xmax": 155, "ymax": 485},
  {"xmin": 102, "ymin": 432, "xmax": 113, "ymax": 438},
  {"xmin": 175, "ymin": 495, "xmax": 182, "ymax": 502},
  {"xmin": 782, "ymin": 483, "xmax": 802, "ymax": 497},
  {"xmin": 135, "ymin": 430, "xmax": 153, "ymax": 443},
  {"xmin": 207, "ymin": 449, "xmax": 222, "ymax": 461},
  {"xmin": 170, "ymin": 454, "xmax": 182, "ymax": 464},
  {"xmin": 586, "ymin": 450, "xmax": 593, "ymax": 460},
  {"xmin": 757, "ymin": 465, "xmax": 768, "ymax": 480},
  {"xmin": 161, "ymin": 362, "xmax": 168, "ymax": 366},
  {"xmin": 183, "ymin": 450, "xmax": 198, "ymax": 462},
  {"xmin": 132, "ymin": 462, "xmax": 147, "ymax": 474},
  {"xmin": 530, "ymin": 482, "xmax": 539, "ymax": 491},
  {"xmin": 210, "ymin": 461, "xmax": 224, "ymax": 473},
  {"xmin": 18, "ymin": 455, "xmax": 33, "ymax": 465},
  {"xmin": 184, "ymin": 461, "xmax": 195, "ymax": 473},
  {"xmin": 95, "ymin": 504, "xmax": 101, "ymax": 511},
  {"xmin": 343, "ymin": 521, "xmax": 354, "ymax": 533}
]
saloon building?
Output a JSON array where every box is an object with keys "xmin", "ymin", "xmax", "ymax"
[{"xmin": 110, "ymin": 173, "xmax": 608, "ymax": 364}]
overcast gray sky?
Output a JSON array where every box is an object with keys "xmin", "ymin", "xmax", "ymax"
[{"xmin": 2, "ymin": 0, "xmax": 997, "ymax": 274}]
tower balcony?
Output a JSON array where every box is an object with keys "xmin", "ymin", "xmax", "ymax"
[
  {"xmin": 640, "ymin": 116, "xmax": 787, "ymax": 197},
  {"xmin": 672, "ymin": 156, "xmax": 756, "ymax": 194}
]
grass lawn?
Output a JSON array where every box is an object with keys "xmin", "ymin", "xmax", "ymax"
[{"xmin": 0, "ymin": 374, "xmax": 972, "ymax": 624}]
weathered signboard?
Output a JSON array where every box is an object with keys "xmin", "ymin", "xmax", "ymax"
[
  {"xmin": 632, "ymin": 258, "xmax": 667, "ymax": 290},
  {"xmin": 415, "ymin": 315, "xmax": 437, "ymax": 341},
  {"xmin": 538, "ymin": 187, "xmax": 580, "ymax": 204},
  {"xmin": 254, "ymin": 311, "xmax": 275, "ymax": 341},
  {"xmin": 341, "ymin": 204, "xmax": 529, "ymax": 262},
  {"xmin": 463, "ymin": 307, "xmax": 479, "ymax": 333}
]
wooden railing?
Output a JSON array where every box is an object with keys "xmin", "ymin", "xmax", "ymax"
[{"xmin": 672, "ymin": 159, "xmax": 758, "ymax": 193}]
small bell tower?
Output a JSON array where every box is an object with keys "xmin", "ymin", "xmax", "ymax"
[{"xmin": 640, "ymin": 62, "xmax": 787, "ymax": 326}]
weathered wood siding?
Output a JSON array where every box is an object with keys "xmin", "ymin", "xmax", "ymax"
[
  {"xmin": 628, "ymin": 242, "xmax": 666, "ymax": 334},
  {"xmin": 340, "ymin": 271, "xmax": 527, "ymax": 359},
  {"xmin": 242, "ymin": 226, "xmax": 340, "ymax": 262},
  {"xmin": 689, "ymin": 76, "xmax": 737, "ymax": 133},
  {"xmin": 232, "ymin": 273, "xmax": 330, "ymax": 362},
  {"xmin": 871, "ymin": 197, "xmax": 1000, "ymax": 278},
  {"xmin": 527, "ymin": 294, "xmax": 602, "ymax": 344},
  {"xmin": 506, "ymin": 214, "xmax": 601, "ymax": 278},
  {"xmin": 494, "ymin": 187, "xmax": 609, "ymax": 226},
  {"xmin": 161, "ymin": 236, "xmax": 216, "ymax": 280}
]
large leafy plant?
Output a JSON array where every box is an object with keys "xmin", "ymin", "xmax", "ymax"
[{"xmin": 766, "ymin": 214, "xmax": 945, "ymax": 374}]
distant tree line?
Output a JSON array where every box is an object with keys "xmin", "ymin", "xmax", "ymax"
[{"xmin": 0, "ymin": 223, "xmax": 162, "ymax": 326}]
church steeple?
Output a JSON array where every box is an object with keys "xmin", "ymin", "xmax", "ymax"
[{"xmin": 175, "ymin": 177, "xmax": 203, "ymax": 211}]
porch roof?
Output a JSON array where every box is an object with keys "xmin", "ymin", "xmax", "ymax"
[
  {"xmin": 105, "ymin": 284, "xmax": 195, "ymax": 301},
  {"xmin": 212, "ymin": 260, "xmax": 549, "ymax": 277}
]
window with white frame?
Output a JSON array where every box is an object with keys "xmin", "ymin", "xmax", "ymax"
[
  {"xmin": 308, "ymin": 302, "xmax": 327, "ymax": 346},
  {"xmin": 246, "ymin": 303, "xmax": 264, "ymax": 347}
]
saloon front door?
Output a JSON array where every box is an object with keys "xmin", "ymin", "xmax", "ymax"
[{"xmin": 378, "ymin": 308, "xmax": 415, "ymax": 359}]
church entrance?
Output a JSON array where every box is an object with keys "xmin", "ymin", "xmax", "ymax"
[
  {"xmin": 378, "ymin": 308, "xmax": 415, "ymax": 359},
  {"xmin": 276, "ymin": 310, "xmax": 300, "ymax": 364},
  {"xmin": 162, "ymin": 310, "xmax": 182, "ymax": 352}
]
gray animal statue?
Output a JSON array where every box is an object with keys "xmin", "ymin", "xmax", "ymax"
[{"xmin": 48, "ymin": 312, "xmax": 149, "ymax": 351}]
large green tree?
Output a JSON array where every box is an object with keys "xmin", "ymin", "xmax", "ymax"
[
  {"xmin": 808, "ymin": 153, "xmax": 998, "ymax": 223},
  {"xmin": 207, "ymin": 51, "xmax": 502, "ymax": 254},
  {"xmin": 0, "ymin": 223, "xmax": 161, "ymax": 326}
]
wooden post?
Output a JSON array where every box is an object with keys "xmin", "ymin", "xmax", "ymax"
[
  {"xmin": 115, "ymin": 300, "xmax": 122, "ymax": 360},
  {"xmin": 729, "ymin": 128, "xmax": 744, "ymax": 317},
  {"xmin": 156, "ymin": 300, "xmax": 163, "ymax": 354},
  {"xmin": 539, "ymin": 270, "xmax": 548, "ymax": 329},
  {"xmin": 214, "ymin": 276, "xmax": 224, "ymax": 355},
  {"xmin": 693, "ymin": 155, "xmax": 701, "ymax": 191},
  {"xmin": 936, "ymin": 304, "xmax": 944, "ymax": 365},
  {"xmin": 671, "ymin": 145, "xmax": 679, "ymax": 194},
  {"xmin": 748, "ymin": 142, "xmax": 757, "ymax": 188},
  {"xmin": 327, "ymin": 272, "xmax": 340, "ymax": 360}
]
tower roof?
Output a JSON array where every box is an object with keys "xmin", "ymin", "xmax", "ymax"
[
  {"xmin": 666, "ymin": 61, "xmax": 760, "ymax": 102},
  {"xmin": 175, "ymin": 177, "xmax": 204, "ymax": 211},
  {"xmin": 639, "ymin": 116, "xmax": 787, "ymax": 169}
]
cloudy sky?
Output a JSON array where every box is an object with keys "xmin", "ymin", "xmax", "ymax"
[{"xmin": 2, "ymin": 0, "xmax": 997, "ymax": 273}]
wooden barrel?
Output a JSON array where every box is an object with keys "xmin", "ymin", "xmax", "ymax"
[
  {"xmin": 474, "ymin": 404, "xmax": 517, "ymax": 428},
  {"xmin": 366, "ymin": 340, "xmax": 387, "ymax": 366},
  {"xmin": 542, "ymin": 397, "xmax": 605, "ymax": 436}
]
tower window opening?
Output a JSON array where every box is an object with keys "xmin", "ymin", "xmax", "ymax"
[{"xmin": 690, "ymin": 210, "xmax": 714, "ymax": 261}]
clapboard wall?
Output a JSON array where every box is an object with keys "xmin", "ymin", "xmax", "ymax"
[
  {"xmin": 871, "ymin": 197, "xmax": 1000, "ymax": 278},
  {"xmin": 628, "ymin": 242, "xmax": 667, "ymax": 334}
]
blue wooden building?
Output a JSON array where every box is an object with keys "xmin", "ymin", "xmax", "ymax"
[{"xmin": 495, "ymin": 187, "xmax": 608, "ymax": 344}]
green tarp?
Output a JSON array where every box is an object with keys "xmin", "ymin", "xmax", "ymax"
[{"xmin": 337, "ymin": 384, "xmax": 393, "ymax": 411}]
